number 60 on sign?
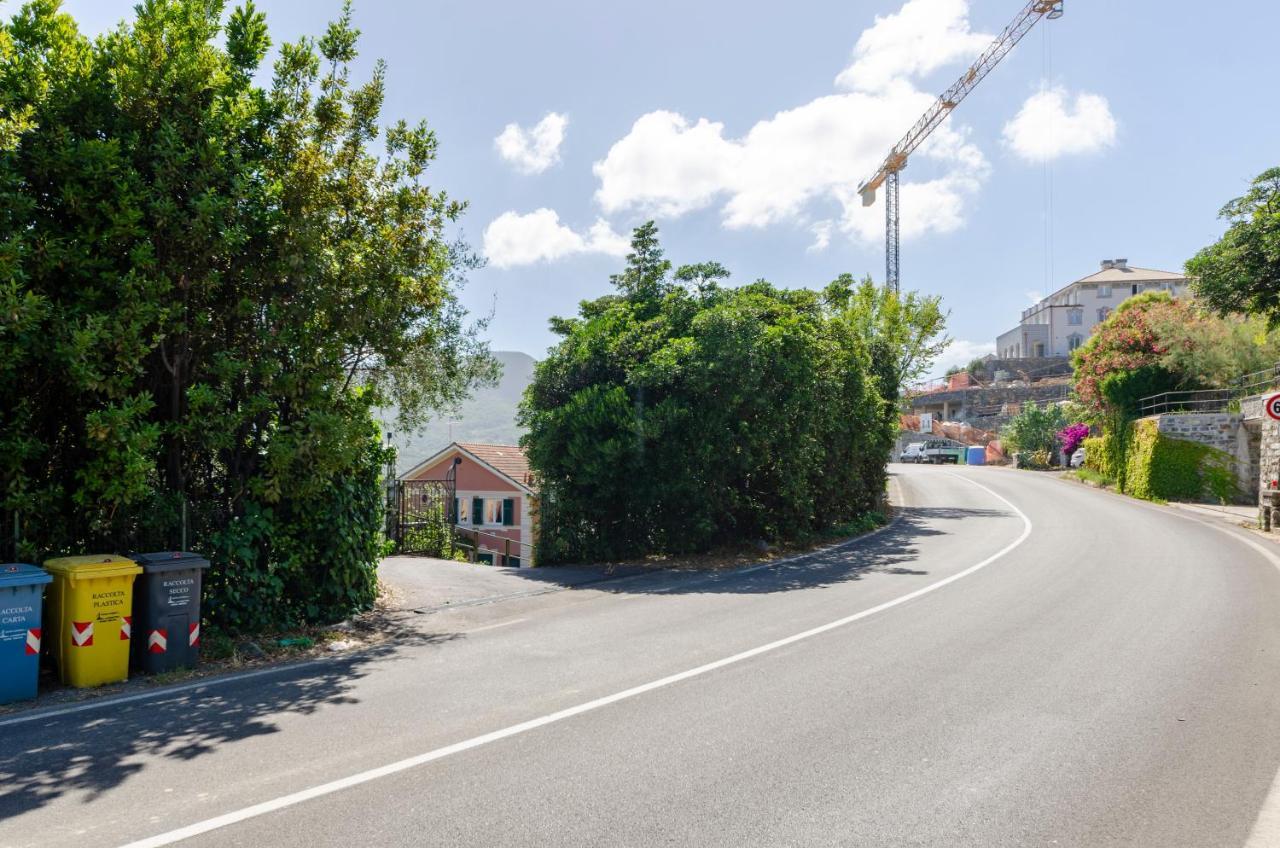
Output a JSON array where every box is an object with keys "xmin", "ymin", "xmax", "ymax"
[{"xmin": 1267, "ymin": 394, "xmax": 1280, "ymax": 421}]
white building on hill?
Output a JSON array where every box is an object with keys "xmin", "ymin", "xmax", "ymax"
[{"xmin": 996, "ymin": 259, "xmax": 1190, "ymax": 359}]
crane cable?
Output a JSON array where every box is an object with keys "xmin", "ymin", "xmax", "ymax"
[{"xmin": 1042, "ymin": 21, "xmax": 1055, "ymax": 299}]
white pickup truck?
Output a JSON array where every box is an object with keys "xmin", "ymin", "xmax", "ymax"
[{"xmin": 920, "ymin": 440, "xmax": 965, "ymax": 464}]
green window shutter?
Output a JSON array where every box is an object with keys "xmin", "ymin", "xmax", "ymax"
[
  {"xmin": 502, "ymin": 498, "xmax": 515, "ymax": 526},
  {"xmin": 452, "ymin": 497, "xmax": 459, "ymax": 524},
  {"xmin": 472, "ymin": 497, "xmax": 483, "ymax": 525}
]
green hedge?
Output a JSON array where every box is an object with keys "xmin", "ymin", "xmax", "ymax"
[{"xmin": 1121, "ymin": 420, "xmax": 1238, "ymax": 503}]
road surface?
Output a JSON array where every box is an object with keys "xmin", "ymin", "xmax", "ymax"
[{"xmin": 3, "ymin": 464, "xmax": 1280, "ymax": 847}]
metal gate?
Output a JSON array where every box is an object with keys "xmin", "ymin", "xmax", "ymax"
[{"xmin": 390, "ymin": 479, "xmax": 455, "ymax": 555}]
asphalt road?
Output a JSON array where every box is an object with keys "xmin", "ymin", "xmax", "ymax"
[{"xmin": 4, "ymin": 465, "xmax": 1280, "ymax": 847}]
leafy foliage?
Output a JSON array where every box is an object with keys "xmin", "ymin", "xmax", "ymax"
[
  {"xmin": 0, "ymin": 1, "xmax": 493, "ymax": 631},
  {"xmin": 1123, "ymin": 420, "xmax": 1239, "ymax": 504},
  {"xmin": 521, "ymin": 224, "xmax": 942, "ymax": 564},
  {"xmin": 1001, "ymin": 401, "xmax": 1067, "ymax": 456},
  {"xmin": 1188, "ymin": 167, "xmax": 1280, "ymax": 326},
  {"xmin": 1073, "ymin": 291, "xmax": 1280, "ymax": 420}
]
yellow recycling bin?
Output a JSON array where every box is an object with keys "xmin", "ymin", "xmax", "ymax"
[{"xmin": 43, "ymin": 554, "xmax": 142, "ymax": 687}]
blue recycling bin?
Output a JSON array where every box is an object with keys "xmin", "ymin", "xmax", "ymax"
[
  {"xmin": 0, "ymin": 563, "xmax": 53, "ymax": 704},
  {"xmin": 966, "ymin": 446, "xmax": 986, "ymax": 466}
]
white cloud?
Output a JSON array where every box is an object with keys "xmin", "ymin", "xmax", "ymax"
[
  {"xmin": 592, "ymin": 0, "xmax": 994, "ymax": 249},
  {"xmin": 1002, "ymin": 86, "xmax": 1117, "ymax": 162},
  {"xmin": 1024, "ymin": 289, "xmax": 1044, "ymax": 305},
  {"xmin": 483, "ymin": 208, "xmax": 628, "ymax": 269},
  {"xmin": 495, "ymin": 113, "xmax": 568, "ymax": 174},
  {"xmin": 835, "ymin": 0, "xmax": 990, "ymax": 93},
  {"xmin": 931, "ymin": 338, "xmax": 995, "ymax": 379}
]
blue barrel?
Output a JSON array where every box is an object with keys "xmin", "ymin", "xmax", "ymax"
[
  {"xmin": 966, "ymin": 446, "xmax": 986, "ymax": 466},
  {"xmin": 0, "ymin": 563, "xmax": 52, "ymax": 704}
]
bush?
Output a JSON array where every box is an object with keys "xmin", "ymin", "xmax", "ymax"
[
  {"xmin": 1058, "ymin": 423, "xmax": 1090, "ymax": 456},
  {"xmin": 1002, "ymin": 401, "xmax": 1068, "ymax": 456},
  {"xmin": 0, "ymin": 3, "xmax": 495, "ymax": 633},
  {"xmin": 1122, "ymin": 420, "xmax": 1240, "ymax": 504},
  {"xmin": 522, "ymin": 226, "xmax": 936, "ymax": 564}
]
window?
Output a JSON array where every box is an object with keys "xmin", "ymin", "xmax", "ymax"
[
  {"xmin": 1097, "ymin": 307, "xmax": 1111, "ymax": 323},
  {"xmin": 461, "ymin": 496, "xmax": 516, "ymax": 527},
  {"xmin": 1068, "ymin": 333, "xmax": 1083, "ymax": 351},
  {"xmin": 1067, "ymin": 308, "xmax": 1083, "ymax": 326},
  {"xmin": 1098, "ymin": 286, "xmax": 1112, "ymax": 298}
]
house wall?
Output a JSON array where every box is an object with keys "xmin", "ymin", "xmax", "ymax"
[
  {"xmin": 403, "ymin": 449, "xmax": 532, "ymax": 566},
  {"xmin": 997, "ymin": 278, "xmax": 1190, "ymax": 359}
]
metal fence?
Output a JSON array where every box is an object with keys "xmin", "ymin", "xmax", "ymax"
[
  {"xmin": 1137, "ymin": 389, "xmax": 1236, "ymax": 417},
  {"xmin": 389, "ymin": 479, "xmax": 455, "ymax": 556},
  {"xmin": 1138, "ymin": 362, "xmax": 1280, "ymax": 417}
]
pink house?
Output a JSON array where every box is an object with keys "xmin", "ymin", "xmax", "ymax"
[{"xmin": 400, "ymin": 443, "xmax": 537, "ymax": 567}]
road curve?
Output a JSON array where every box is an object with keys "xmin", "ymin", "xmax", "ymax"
[{"xmin": 3, "ymin": 464, "xmax": 1280, "ymax": 847}]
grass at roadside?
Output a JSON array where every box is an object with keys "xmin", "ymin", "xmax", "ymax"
[{"xmin": 1066, "ymin": 467, "xmax": 1113, "ymax": 488}]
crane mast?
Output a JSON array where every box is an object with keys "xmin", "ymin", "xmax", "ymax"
[{"xmin": 857, "ymin": 0, "xmax": 1064, "ymax": 292}]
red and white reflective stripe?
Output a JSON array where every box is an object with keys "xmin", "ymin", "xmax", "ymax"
[
  {"xmin": 188, "ymin": 622, "xmax": 200, "ymax": 647},
  {"xmin": 71, "ymin": 620, "xmax": 93, "ymax": 647},
  {"xmin": 25, "ymin": 628, "xmax": 40, "ymax": 655},
  {"xmin": 120, "ymin": 616, "xmax": 131, "ymax": 641},
  {"xmin": 148, "ymin": 628, "xmax": 168, "ymax": 654}
]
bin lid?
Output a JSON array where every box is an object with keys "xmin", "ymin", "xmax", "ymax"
[
  {"xmin": 0, "ymin": 563, "xmax": 52, "ymax": 588},
  {"xmin": 43, "ymin": 554, "xmax": 142, "ymax": 579},
  {"xmin": 127, "ymin": 551, "xmax": 211, "ymax": 573}
]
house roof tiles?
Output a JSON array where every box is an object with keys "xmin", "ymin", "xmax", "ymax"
[{"xmin": 457, "ymin": 443, "xmax": 533, "ymax": 488}]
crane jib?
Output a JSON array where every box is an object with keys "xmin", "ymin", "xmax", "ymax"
[{"xmin": 854, "ymin": 0, "xmax": 1064, "ymax": 290}]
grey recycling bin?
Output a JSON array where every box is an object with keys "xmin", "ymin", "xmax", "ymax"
[{"xmin": 128, "ymin": 551, "xmax": 210, "ymax": 673}]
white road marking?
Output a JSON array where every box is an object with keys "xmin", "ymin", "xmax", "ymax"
[
  {"xmin": 0, "ymin": 479, "xmax": 909, "ymax": 732},
  {"xmin": 463, "ymin": 618, "xmax": 527, "ymax": 633},
  {"xmin": 116, "ymin": 471, "xmax": 1031, "ymax": 848},
  {"xmin": 1174, "ymin": 516, "xmax": 1280, "ymax": 848},
  {"xmin": 1027, "ymin": 467, "xmax": 1280, "ymax": 848}
]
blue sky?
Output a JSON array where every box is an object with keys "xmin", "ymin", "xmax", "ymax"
[{"xmin": 57, "ymin": 0, "xmax": 1280, "ymax": 376}]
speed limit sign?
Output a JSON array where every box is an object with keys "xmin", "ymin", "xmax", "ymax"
[{"xmin": 1267, "ymin": 394, "xmax": 1280, "ymax": 421}]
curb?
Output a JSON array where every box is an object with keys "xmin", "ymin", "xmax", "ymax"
[{"xmin": 1, "ymin": 501, "xmax": 908, "ymax": 729}]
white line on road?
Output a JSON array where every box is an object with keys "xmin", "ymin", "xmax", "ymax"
[
  {"xmin": 463, "ymin": 618, "xmax": 527, "ymax": 633},
  {"xmin": 117, "ymin": 472, "xmax": 1032, "ymax": 848}
]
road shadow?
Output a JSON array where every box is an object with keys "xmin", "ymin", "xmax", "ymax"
[
  {"xmin": 517, "ymin": 505, "xmax": 1013, "ymax": 598},
  {"xmin": 0, "ymin": 621, "xmax": 459, "ymax": 819}
]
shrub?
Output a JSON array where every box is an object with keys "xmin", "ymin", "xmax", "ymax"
[
  {"xmin": 1122, "ymin": 420, "xmax": 1240, "ymax": 504},
  {"xmin": 1002, "ymin": 401, "xmax": 1068, "ymax": 456},
  {"xmin": 522, "ymin": 227, "xmax": 936, "ymax": 563},
  {"xmin": 1058, "ymin": 423, "xmax": 1090, "ymax": 456}
]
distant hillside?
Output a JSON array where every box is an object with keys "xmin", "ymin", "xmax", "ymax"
[{"xmin": 388, "ymin": 350, "xmax": 537, "ymax": 474}]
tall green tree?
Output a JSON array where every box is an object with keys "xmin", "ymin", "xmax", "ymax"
[
  {"xmin": 0, "ymin": 0, "xmax": 494, "ymax": 631},
  {"xmin": 1188, "ymin": 167, "xmax": 1280, "ymax": 325},
  {"xmin": 521, "ymin": 224, "xmax": 944, "ymax": 564}
]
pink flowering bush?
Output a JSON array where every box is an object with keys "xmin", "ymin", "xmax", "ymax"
[{"xmin": 1058, "ymin": 423, "xmax": 1090, "ymax": 455}]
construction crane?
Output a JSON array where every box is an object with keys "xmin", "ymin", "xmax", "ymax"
[{"xmin": 857, "ymin": 0, "xmax": 1064, "ymax": 293}]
